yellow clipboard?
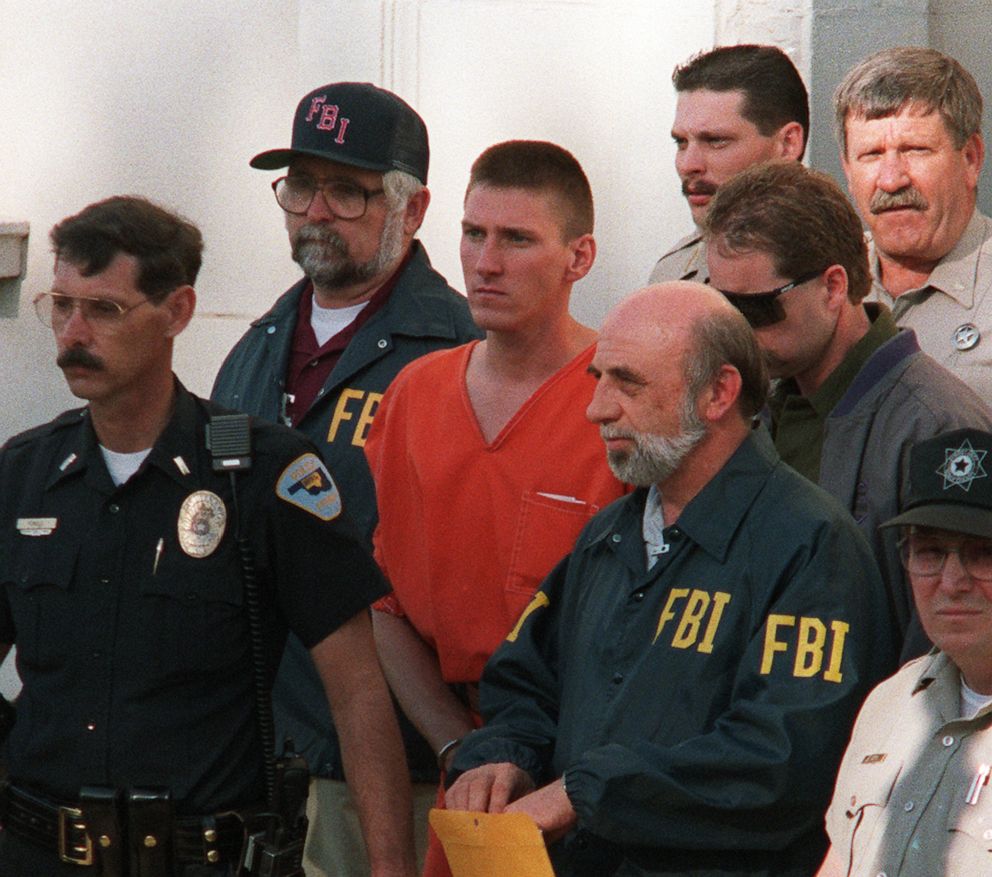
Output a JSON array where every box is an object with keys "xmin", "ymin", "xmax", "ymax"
[{"xmin": 429, "ymin": 808, "xmax": 555, "ymax": 877}]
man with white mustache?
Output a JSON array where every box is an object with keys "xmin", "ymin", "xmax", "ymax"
[
  {"xmin": 211, "ymin": 82, "xmax": 479, "ymax": 876},
  {"xmin": 445, "ymin": 282, "xmax": 898, "ymax": 877},
  {"xmin": 598, "ymin": 388, "xmax": 706, "ymax": 487},
  {"xmin": 836, "ymin": 47, "xmax": 992, "ymax": 397}
]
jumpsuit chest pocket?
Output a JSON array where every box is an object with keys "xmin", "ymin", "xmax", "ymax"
[
  {"xmin": 505, "ymin": 492, "xmax": 599, "ymax": 605},
  {"xmin": 5, "ymin": 532, "xmax": 81, "ymax": 671},
  {"xmin": 136, "ymin": 542, "xmax": 247, "ymax": 682}
]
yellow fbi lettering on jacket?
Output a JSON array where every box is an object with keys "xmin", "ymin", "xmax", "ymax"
[
  {"xmin": 654, "ymin": 589, "xmax": 850, "ymax": 683},
  {"xmin": 327, "ymin": 389, "xmax": 383, "ymax": 448},
  {"xmin": 506, "ymin": 591, "xmax": 550, "ymax": 643}
]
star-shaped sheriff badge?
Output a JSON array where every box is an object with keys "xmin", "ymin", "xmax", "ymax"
[{"xmin": 939, "ymin": 438, "xmax": 989, "ymax": 492}]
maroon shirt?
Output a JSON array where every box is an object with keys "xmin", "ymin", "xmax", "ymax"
[{"xmin": 284, "ymin": 253, "xmax": 411, "ymax": 425}]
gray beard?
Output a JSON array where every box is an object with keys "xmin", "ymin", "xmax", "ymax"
[
  {"xmin": 292, "ymin": 209, "xmax": 405, "ymax": 290},
  {"xmin": 602, "ymin": 401, "xmax": 707, "ymax": 487}
]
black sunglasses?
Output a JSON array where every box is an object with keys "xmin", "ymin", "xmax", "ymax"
[{"xmin": 716, "ymin": 269, "xmax": 826, "ymax": 328}]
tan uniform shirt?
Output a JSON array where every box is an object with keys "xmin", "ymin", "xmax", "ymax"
[
  {"xmin": 826, "ymin": 652, "xmax": 992, "ymax": 876},
  {"xmin": 648, "ymin": 231, "xmax": 706, "ymax": 283},
  {"xmin": 867, "ymin": 210, "xmax": 992, "ymax": 399}
]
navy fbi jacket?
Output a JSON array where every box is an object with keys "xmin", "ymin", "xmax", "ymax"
[
  {"xmin": 451, "ymin": 429, "xmax": 900, "ymax": 877},
  {"xmin": 212, "ymin": 241, "xmax": 480, "ymax": 782}
]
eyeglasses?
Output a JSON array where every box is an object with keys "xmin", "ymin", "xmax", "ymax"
[
  {"xmin": 33, "ymin": 292, "xmax": 154, "ymax": 332},
  {"xmin": 272, "ymin": 175, "xmax": 385, "ymax": 219},
  {"xmin": 899, "ymin": 534, "xmax": 992, "ymax": 581},
  {"xmin": 716, "ymin": 269, "xmax": 825, "ymax": 328}
]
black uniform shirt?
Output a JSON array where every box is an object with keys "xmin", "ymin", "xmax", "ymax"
[{"xmin": 0, "ymin": 381, "xmax": 386, "ymax": 813}]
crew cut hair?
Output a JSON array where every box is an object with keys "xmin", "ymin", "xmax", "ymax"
[
  {"xmin": 467, "ymin": 140, "xmax": 594, "ymax": 240},
  {"xmin": 834, "ymin": 47, "xmax": 983, "ymax": 153},
  {"xmin": 50, "ymin": 195, "xmax": 203, "ymax": 302},
  {"xmin": 704, "ymin": 161, "xmax": 871, "ymax": 305},
  {"xmin": 673, "ymin": 44, "xmax": 809, "ymax": 158}
]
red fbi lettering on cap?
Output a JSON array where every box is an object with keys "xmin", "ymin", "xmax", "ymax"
[{"xmin": 305, "ymin": 95, "xmax": 350, "ymax": 144}]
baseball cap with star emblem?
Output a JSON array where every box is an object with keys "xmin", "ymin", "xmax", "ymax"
[{"xmin": 882, "ymin": 428, "xmax": 992, "ymax": 538}]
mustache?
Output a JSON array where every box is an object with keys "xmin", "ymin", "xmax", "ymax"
[
  {"xmin": 600, "ymin": 426, "xmax": 636, "ymax": 441},
  {"xmin": 682, "ymin": 179, "xmax": 718, "ymax": 198},
  {"xmin": 294, "ymin": 223, "xmax": 348, "ymax": 251},
  {"xmin": 870, "ymin": 187, "xmax": 928, "ymax": 214},
  {"xmin": 57, "ymin": 347, "xmax": 104, "ymax": 370}
]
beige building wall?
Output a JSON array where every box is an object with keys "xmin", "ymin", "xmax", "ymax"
[
  {"xmin": 0, "ymin": 0, "xmax": 725, "ymax": 694},
  {"xmin": 0, "ymin": 0, "xmax": 719, "ymax": 444}
]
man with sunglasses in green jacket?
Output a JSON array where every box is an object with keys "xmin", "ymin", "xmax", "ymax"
[{"xmin": 705, "ymin": 160, "xmax": 992, "ymax": 662}]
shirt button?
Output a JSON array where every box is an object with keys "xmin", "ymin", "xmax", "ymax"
[
  {"xmin": 943, "ymin": 735, "xmax": 955, "ymax": 747},
  {"xmin": 377, "ymin": 338, "xmax": 388, "ymax": 349},
  {"xmin": 632, "ymin": 591, "xmax": 645, "ymax": 602},
  {"xmin": 108, "ymin": 504, "xmax": 120, "ymax": 514},
  {"xmin": 100, "ymin": 578, "xmax": 110, "ymax": 585},
  {"xmin": 903, "ymin": 801, "xmax": 914, "ymax": 812},
  {"xmin": 86, "ymin": 722, "xmax": 96, "ymax": 731},
  {"xmin": 611, "ymin": 672, "xmax": 624, "ymax": 684},
  {"xmin": 266, "ymin": 326, "xmax": 276, "ymax": 335},
  {"xmin": 669, "ymin": 527, "xmax": 681, "ymax": 537},
  {"xmin": 611, "ymin": 534, "xmax": 622, "ymax": 543}
]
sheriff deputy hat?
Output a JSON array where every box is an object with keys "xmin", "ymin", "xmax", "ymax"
[
  {"xmin": 882, "ymin": 428, "xmax": 992, "ymax": 539},
  {"xmin": 250, "ymin": 82, "xmax": 429, "ymax": 184}
]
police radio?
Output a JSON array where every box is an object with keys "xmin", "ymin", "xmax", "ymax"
[{"xmin": 207, "ymin": 415, "xmax": 310, "ymax": 876}]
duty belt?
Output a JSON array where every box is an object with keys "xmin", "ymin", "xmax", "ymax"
[{"xmin": 0, "ymin": 782, "xmax": 247, "ymax": 872}]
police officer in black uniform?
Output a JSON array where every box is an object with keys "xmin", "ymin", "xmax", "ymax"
[{"xmin": 0, "ymin": 196, "xmax": 417, "ymax": 876}]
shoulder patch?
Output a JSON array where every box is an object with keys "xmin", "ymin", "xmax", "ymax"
[{"xmin": 276, "ymin": 453, "xmax": 342, "ymax": 521}]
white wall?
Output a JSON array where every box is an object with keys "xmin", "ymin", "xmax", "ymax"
[
  {"xmin": 389, "ymin": 0, "xmax": 720, "ymax": 329},
  {"xmin": 0, "ymin": 0, "xmax": 305, "ymax": 436},
  {"xmin": 0, "ymin": 0, "xmax": 727, "ymax": 697},
  {"xmin": 0, "ymin": 0, "xmax": 718, "ymax": 443}
]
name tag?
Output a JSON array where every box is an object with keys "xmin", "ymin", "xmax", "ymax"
[{"xmin": 17, "ymin": 517, "xmax": 58, "ymax": 536}]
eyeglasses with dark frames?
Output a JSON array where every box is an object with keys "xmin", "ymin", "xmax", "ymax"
[{"xmin": 272, "ymin": 175, "xmax": 385, "ymax": 220}]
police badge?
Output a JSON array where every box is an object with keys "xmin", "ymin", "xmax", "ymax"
[
  {"xmin": 939, "ymin": 438, "xmax": 989, "ymax": 492},
  {"xmin": 177, "ymin": 490, "xmax": 227, "ymax": 557}
]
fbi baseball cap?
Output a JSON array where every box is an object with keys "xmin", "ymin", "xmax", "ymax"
[
  {"xmin": 250, "ymin": 82, "xmax": 430, "ymax": 184},
  {"xmin": 882, "ymin": 428, "xmax": 992, "ymax": 539}
]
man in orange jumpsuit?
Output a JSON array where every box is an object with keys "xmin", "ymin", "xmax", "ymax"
[{"xmin": 365, "ymin": 140, "xmax": 627, "ymax": 876}]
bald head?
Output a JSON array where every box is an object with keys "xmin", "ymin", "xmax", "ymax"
[
  {"xmin": 602, "ymin": 282, "xmax": 768, "ymax": 420},
  {"xmin": 588, "ymin": 282, "xmax": 767, "ymax": 493},
  {"xmin": 604, "ymin": 280, "xmax": 732, "ymax": 337}
]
